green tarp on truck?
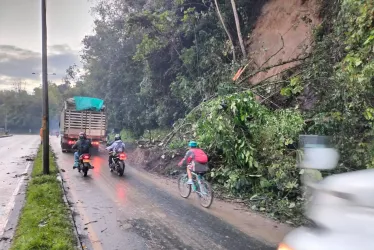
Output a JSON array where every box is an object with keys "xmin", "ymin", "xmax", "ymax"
[{"xmin": 70, "ymin": 96, "xmax": 104, "ymax": 111}]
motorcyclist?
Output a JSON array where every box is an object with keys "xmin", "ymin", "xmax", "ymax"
[
  {"xmin": 178, "ymin": 141, "xmax": 208, "ymax": 185},
  {"xmin": 106, "ymin": 134, "xmax": 126, "ymax": 169},
  {"xmin": 72, "ymin": 132, "xmax": 92, "ymax": 169}
]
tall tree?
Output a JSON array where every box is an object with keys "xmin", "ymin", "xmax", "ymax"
[
  {"xmin": 214, "ymin": 0, "xmax": 236, "ymax": 62},
  {"xmin": 230, "ymin": 0, "xmax": 246, "ymax": 58}
]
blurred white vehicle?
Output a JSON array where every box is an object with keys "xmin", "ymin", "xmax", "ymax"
[{"xmin": 278, "ymin": 135, "xmax": 374, "ymax": 250}]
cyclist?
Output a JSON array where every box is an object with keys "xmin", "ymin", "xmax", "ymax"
[{"xmin": 178, "ymin": 141, "xmax": 208, "ymax": 185}]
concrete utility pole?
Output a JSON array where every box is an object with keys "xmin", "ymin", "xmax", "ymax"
[
  {"xmin": 4, "ymin": 111, "xmax": 7, "ymax": 132},
  {"xmin": 41, "ymin": 0, "xmax": 49, "ymax": 174}
]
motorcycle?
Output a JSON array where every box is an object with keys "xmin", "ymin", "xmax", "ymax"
[
  {"xmin": 78, "ymin": 153, "xmax": 94, "ymax": 177},
  {"xmin": 109, "ymin": 151, "xmax": 126, "ymax": 176}
]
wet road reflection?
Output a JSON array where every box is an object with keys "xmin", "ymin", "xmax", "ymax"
[
  {"xmin": 92, "ymin": 154, "xmax": 104, "ymax": 178},
  {"xmin": 116, "ymin": 183, "xmax": 127, "ymax": 203}
]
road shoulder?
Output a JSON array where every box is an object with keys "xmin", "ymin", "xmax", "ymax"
[
  {"xmin": 53, "ymin": 151, "xmax": 88, "ymax": 250},
  {"xmin": 9, "ymin": 146, "xmax": 80, "ymax": 250}
]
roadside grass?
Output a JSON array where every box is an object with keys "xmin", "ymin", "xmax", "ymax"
[{"xmin": 10, "ymin": 146, "xmax": 77, "ymax": 250}]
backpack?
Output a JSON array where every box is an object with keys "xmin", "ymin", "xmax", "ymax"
[{"xmin": 79, "ymin": 140, "xmax": 90, "ymax": 154}]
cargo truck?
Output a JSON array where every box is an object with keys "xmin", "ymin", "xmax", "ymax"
[{"xmin": 59, "ymin": 97, "xmax": 107, "ymax": 153}]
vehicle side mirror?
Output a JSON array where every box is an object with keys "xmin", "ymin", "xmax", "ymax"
[
  {"xmin": 299, "ymin": 148, "xmax": 339, "ymax": 170},
  {"xmin": 298, "ymin": 135, "xmax": 339, "ymax": 170}
]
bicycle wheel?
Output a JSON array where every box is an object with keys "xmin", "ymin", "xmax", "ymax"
[
  {"xmin": 178, "ymin": 174, "xmax": 191, "ymax": 198},
  {"xmin": 198, "ymin": 180, "xmax": 214, "ymax": 208}
]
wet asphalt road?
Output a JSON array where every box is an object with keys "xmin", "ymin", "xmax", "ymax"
[
  {"xmin": 0, "ymin": 135, "xmax": 39, "ymax": 235},
  {"xmin": 50, "ymin": 137, "xmax": 275, "ymax": 250}
]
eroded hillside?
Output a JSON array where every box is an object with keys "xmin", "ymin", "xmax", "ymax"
[{"xmin": 248, "ymin": 0, "xmax": 322, "ymax": 84}]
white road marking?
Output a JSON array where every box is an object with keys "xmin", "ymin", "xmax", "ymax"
[{"xmin": 0, "ymin": 161, "xmax": 32, "ymax": 236}]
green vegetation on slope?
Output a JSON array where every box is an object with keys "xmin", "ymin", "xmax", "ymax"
[
  {"xmin": 81, "ymin": 0, "xmax": 268, "ymax": 135},
  {"xmin": 187, "ymin": 92, "xmax": 304, "ymax": 221},
  {"xmin": 301, "ymin": 0, "xmax": 374, "ymax": 171},
  {"xmin": 11, "ymin": 147, "xmax": 76, "ymax": 250}
]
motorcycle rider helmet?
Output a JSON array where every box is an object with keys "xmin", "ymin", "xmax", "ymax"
[
  {"xmin": 114, "ymin": 134, "xmax": 121, "ymax": 141},
  {"xmin": 188, "ymin": 141, "xmax": 198, "ymax": 148},
  {"xmin": 79, "ymin": 132, "xmax": 86, "ymax": 140}
]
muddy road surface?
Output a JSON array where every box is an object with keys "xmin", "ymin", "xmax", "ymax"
[
  {"xmin": 0, "ymin": 135, "xmax": 39, "ymax": 236},
  {"xmin": 51, "ymin": 137, "xmax": 287, "ymax": 250}
]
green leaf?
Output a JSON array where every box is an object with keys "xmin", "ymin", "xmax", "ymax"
[
  {"xmin": 280, "ymin": 87, "xmax": 292, "ymax": 97},
  {"xmin": 355, "ymin": 59, "xmax": 362, "ymax": 66},
  {"xmin": 363, "ymin": 34, "xmax": 374, "ymax": 46},
  {"xmin": 290, "ymin": 76, "xmax": 301, "ymax": 86}
]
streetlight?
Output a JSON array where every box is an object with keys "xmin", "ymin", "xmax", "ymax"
[
  {"xmin": 41, "ymin": 0, "xmax": 49, "ymax": 175},
  {"xmin": 32, "ymin": 73, "xmax": 56, "ymax": 76}
]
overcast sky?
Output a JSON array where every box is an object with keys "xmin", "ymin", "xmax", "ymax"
[{"xmin": 0, "ymin": 0, "xmax": 95, "ymax": 91}]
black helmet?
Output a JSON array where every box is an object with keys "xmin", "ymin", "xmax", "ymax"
[
  {"xmin": 79, "ymin": 132, "xmax": 86, "ymax": 139},
  {"xmin": 114, "ymin": 134, "xmax": 121, "ymax": 141}
]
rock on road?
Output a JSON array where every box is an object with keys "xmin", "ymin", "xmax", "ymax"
[
  {"xmin": 0, "ymin": 135, "xmax": 39, "ymax": 236},
  {"xmin": 51, "ymin": 137, "xmax": 287, "ymax": 250}
]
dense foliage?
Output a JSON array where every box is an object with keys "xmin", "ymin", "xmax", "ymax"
[
  {"xmin": 0, "ymin": 81, "xmax": 84, "ymax": 133},
  {"xmin": 0, "ymin": 87, "xmax": 42, "ymax": 132},
  {"xmin": 296, "ymin": 0, "xmax": 374, "ymax": 171},
  {"xmin": 180, "ymin": 91, "xmax": 305, "ymax": 220},
  {"xmin": 82, "ymin": 0, "xmax": 268, "ymax": 135}
]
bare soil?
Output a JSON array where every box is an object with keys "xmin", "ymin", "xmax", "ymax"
[
  {"xmin": 247, "ymin": 0, "xmax": 322, "ymax": 84},
  {"xmin": 127, "ymin": 146, "xmax": 183, "ymax": 176}
]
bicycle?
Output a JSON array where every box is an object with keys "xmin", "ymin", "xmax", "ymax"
[{"xmin": 178, "ymin": 171, "xmax": 214, "ymax": 208}]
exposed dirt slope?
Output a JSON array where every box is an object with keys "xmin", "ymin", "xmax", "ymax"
[
  {"xmin": 247, "ymin": 0, "xmax": 322, "ymax": 84},
  {"xmin": 127, "ymin": 146, "xmax": 182, "ymax": 175}
]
